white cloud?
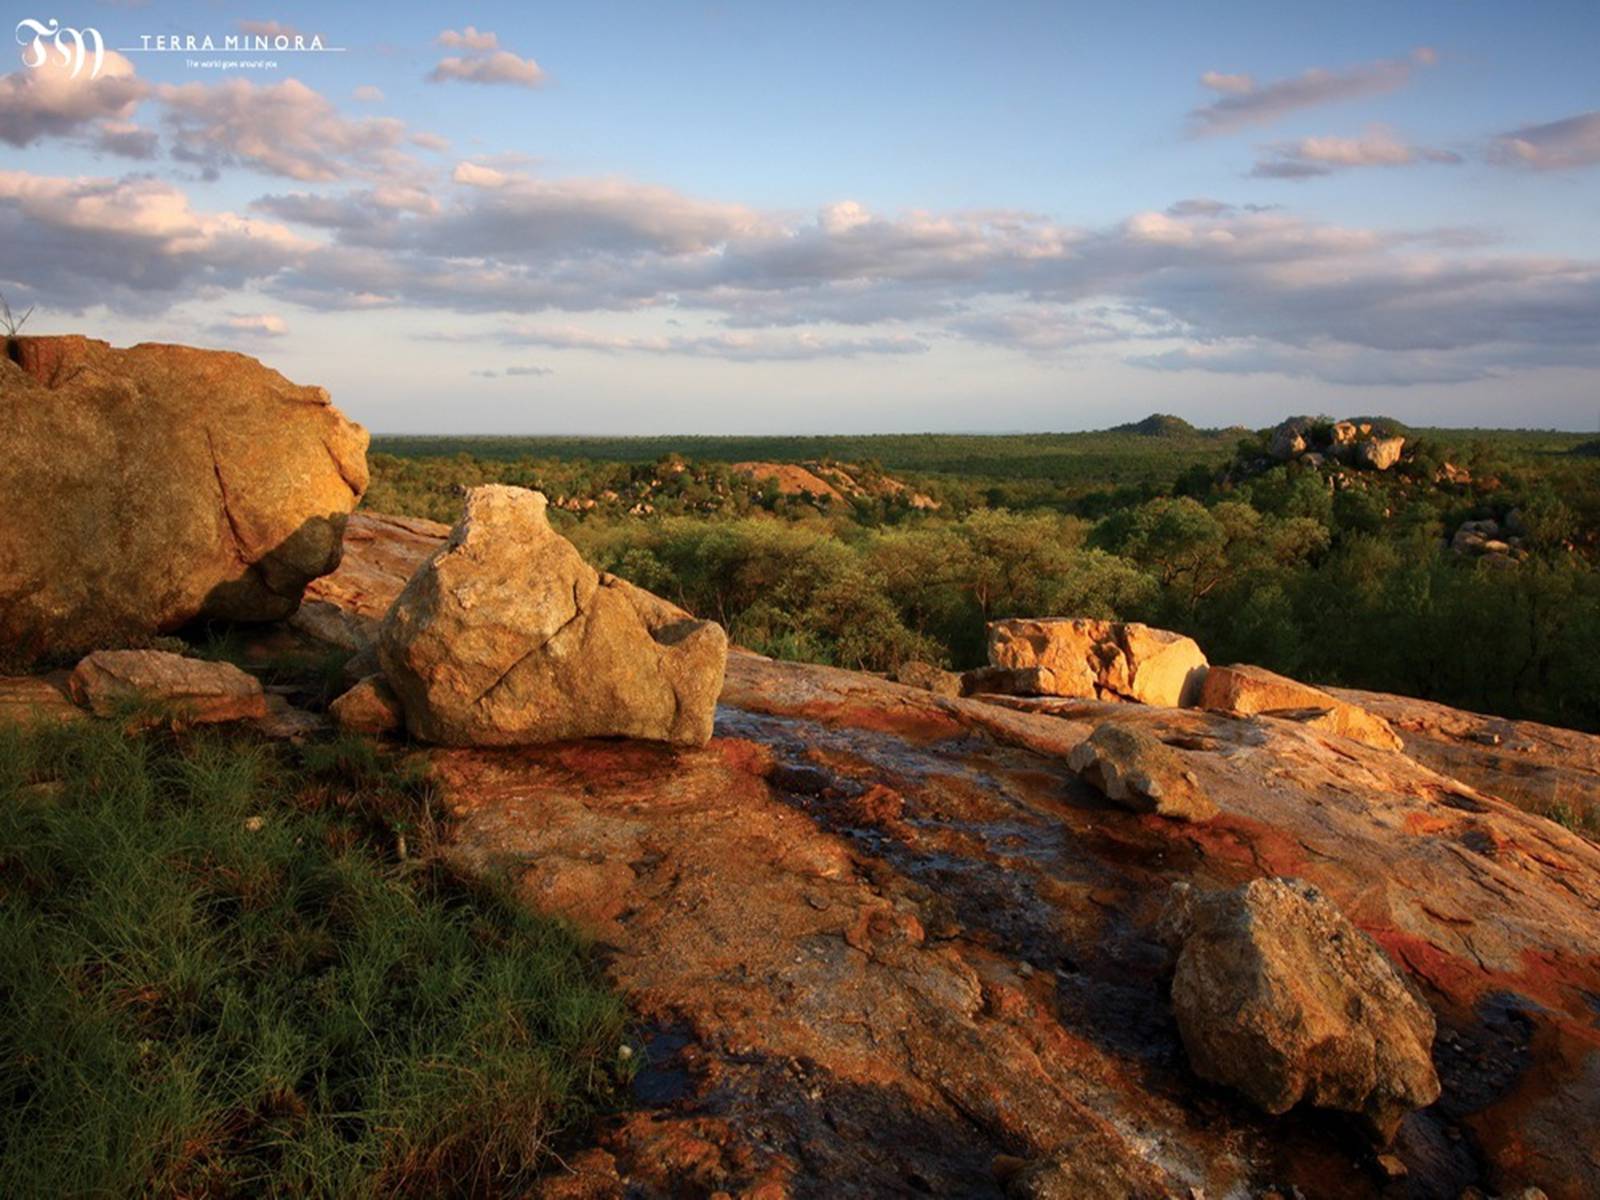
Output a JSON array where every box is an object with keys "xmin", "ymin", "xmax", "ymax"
[
  {"xmin": 429, "ymin": 50, "xmax": 547, "ymax": 88},
  {"xmin": 0, "ymin": 50, "xmax": 146, "ymax": 147},
  {"xmin": 1488, "ymin": 110, "xmax": 1600, "ymax": 170},
  {"xmin": 438, "ymin": 26, "xmax": 499, "ymax": 51},
  {"xmin": 156, "ymin": 77, "xmax": 416, "ymax": 182},
  {"xmin": 0, "ymin": 169, "xmax": 312, "ymax": 310},
  {"xmin": 452, "ymin": 161, "xmax": 510, "ymax": 189},
  {"xmin": 1189, "ymin": 48, "xmax": 1437, "ymax": 136},
  {"xmin": 497, "ymin": 324, "xmax": 930, "ymax": 360},
  {"xmin": 209, "ymin": 312, "xmax": 288, "ymax": 337},
  {"xmin": 1251, "ymin": 128, "xmax": 1463, "ymax": 178},
  {"xmin": 352, "ymin": 85, "xmax": 385, "ymax": 103}
]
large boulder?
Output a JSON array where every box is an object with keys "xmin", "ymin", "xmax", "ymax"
[
  {"xmin": 1198, "ymin": 663, "xmax": 1402, "ymax": 751},
  {"xmin": 0, "ymin": 336, "xmax": 368, "ymax": 664},
  {"xmin": 1068, "ymin": 722, "xmax": 1217, "ymax": 822},
  {"xmin": 378, "ymin": 486, "xmax": 727, "ymax": 747},
  {"xmin": 68, "ymin": 649, "xmax": 266, "ymax": 725},
  {"xmin": 1356, "ymin": 435, "xmax": 1406, "ymax": 471},
  {"xmin": 1164, "ymin": 877, "xmax": 1440, "ymax": 1141},
  {"xmin": 983, "ymin": 618, "xmax": 1208, "ymax": 707}
]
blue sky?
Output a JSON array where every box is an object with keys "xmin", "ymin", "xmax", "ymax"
[{"xmin": 2, "ymin": 1, "xmax": 1597, "ymax": 432}]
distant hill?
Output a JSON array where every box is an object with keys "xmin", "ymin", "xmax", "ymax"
[{"xmin": 1109, "ymin": 413, "xmax": 1199, "ymax": 438}]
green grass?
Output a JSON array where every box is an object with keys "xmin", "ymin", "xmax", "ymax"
[{"xmin": 0, "ymin": 720, "xmax": 627, "ymax": 1198}]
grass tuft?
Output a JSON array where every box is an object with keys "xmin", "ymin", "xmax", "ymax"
[{"xmin": 0, "ymin": 720, "xmax": 627, "ymax": 1197}]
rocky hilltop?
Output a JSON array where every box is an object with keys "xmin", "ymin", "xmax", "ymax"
[{"xmin": 3, "ymin": 343, "xmax": 1597, "ymax": 1199}]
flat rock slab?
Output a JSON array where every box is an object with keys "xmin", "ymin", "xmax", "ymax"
[{"xmin": 68, "ymin": 650, "xmax": 266, "ymax": 725}]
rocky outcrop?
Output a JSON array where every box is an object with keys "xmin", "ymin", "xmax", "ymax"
[
  {"xmin": 259, "ymin": 517, "xmax": 1600, "ymax": 1198},
  {"xmin": 68, "ymin": 649, "xmax": 265, "ymax": 725},
  {"xmin": 1264, "ymin": 416, "xmax": 1407, "ymax": 473},
  {"xmin": 1067, "ymin": 721, "xmax": 1217, "ymax": 821},
  {"xmin": 1199, "ymin": 663, "xmax": 1403, "ymax": 750},
  {"xmin": 0, "ymin": 337, "xmax": 367, "ymax": 663},
  {"xmin": 379, "ymin": 486, "xmax": 727, "ymax": 747},
  {"xmin": 1452, "ymin": 518, "xmax": 1529, "ymax": 564},
  {"xmin": 980, "ymin": 618, "xmax": 1208, "ymax": 707},
  {"xmin": 1165, "ymin": 877, "xmax": 1441, "ymax": 1141}
]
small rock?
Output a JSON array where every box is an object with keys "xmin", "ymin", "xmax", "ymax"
[
  {"xmin": 329, "ymin": 674, "xmax": 404, "ymax": 736},
  {"xmin": 1068, "ymin": 723, "xmax": 1218, "ymax": 822},
  {"xmin": 1375, "ymin": 1153, "xmax": 1408, "ymax": 1180},
  {"xmin": 1165, "ymin": 877, "xmax": 1440, "ymax": 1141},
  {"xmin": 890, "ymin": 660, "xmax": 962, "ymax": 697},
  {"xmin": 68, "ymin": 650, "xmax": 266, "ymax": 726}
]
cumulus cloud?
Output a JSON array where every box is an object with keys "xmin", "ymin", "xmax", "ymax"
[
  {"xmin": 429, "ymin": 50, "xmax": 547, "ymax": 87},
  {"xmin": 1251, "ymin": 128, "xmax": 1462, "ymax": 178},
  {"xmin": 1488, "ymin": 110, "xmax": 1600, "ymax": 170},
  {"xmin": 0, "ymin": 169, "xmax": 311, "ymax": 311},
  {"xmin": 5, "ymin": 144, "xmax": 1600, "ymax": 385},
  {"xmin": 157, "ymin": 78, "xmax": 416, "ymax": 181},
  {"xmin": 352, "ymin": 85, "xmax": 385, "ymax": 102},
  {"xmin": 1189, "ymin": 48, "xmax": 1437, "ymax": 136},
  {"xmin": 0, "ymin": 50, "xmax": 146, "ymax": 147}
]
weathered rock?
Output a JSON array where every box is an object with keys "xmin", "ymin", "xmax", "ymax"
[
  {"xmin": 986, "ymin": 618, "xmax": 1208, "ymax": 707},
  {"xmin": 379, "ymin": 486, "xmax": 727, "ymax": 747},
  {"xmin": 1199, "ymin": 664, "xmax": 1402, "ymax": 751},
  {"xmin": 1166, "ymin": 877, "xmax": 1441, "ymax": 1141},
  {"xmin": 1067, "ymin": 721, "xmax": 1217, "ymax": 821},
  {"xmin": 892, "ymin": 660, "xmax": 963, "ymax": 697},
  {"xmin": 302, "ymin": 511, "xmax": 452, "ymax": 637},
  {"xmin": 0, "ymin": 337, "xmax": 367, "ymax": 663},
  {"xmin": 1269, "ymin": 417, "xmax": 1313, "ymax": 461},
  {"xmin": 68, "ymin": 649, "xmax": 266, "ymax": 724},
  {"xmin": 330, "ymin": 674, "xmax": 404, "ymax": 735},
  {"xmin": 0, "ymin": 673, "xmax": 85, "ymax": 728},
  {"xmin": 1356, "ymin": 436, "xmax": 1406, "ymax": 471}
]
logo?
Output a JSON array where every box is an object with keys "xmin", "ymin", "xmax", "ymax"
[{"xmin": 16, "ymin": 17, "xmax": 104, "ymax": 79}]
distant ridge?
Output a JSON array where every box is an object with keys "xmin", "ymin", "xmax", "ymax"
[{"xmin": 1108, "ymin": 413, "xmax": 1199, "ymax": 437}]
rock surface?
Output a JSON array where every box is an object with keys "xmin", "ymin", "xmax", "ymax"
[
  {"xmin": 329, "ymin": 674, "xmax": 404, "ymax": 735},
  {"xmin": 983, "ymin": 618, "xmax": 1209, "ymax": 707},
  {"xmin": 1067, "ymin": 721, "xmax": 1218, "ymax": 821},
  {"xmin": 68, "ymin": 649, "xmax": 266, "ymax": 724},
  {"xmin": 291, "ymin": 514, "xmax": 1600, "ymax": 1198},
  {"xmin": 379, "ymin": 486, "xmax": 727, "ymax": 747},
  {"xmin": 1165, "ymin": 877, "xmax": 1441, "ymax": 1140},
  {"xmin": 1200, "ymin": 663, "xmax": 1403, "ymax": 751},
  {"xmin": 0, "ymin": 337, "xmax": 368, "ymax": 662},
  {"xmin": 891, "ymin": 660, "xmax": 963, "ymax": 697},
  {"xmin": 0, "ymin": 673, "xmax": 85, "ymax": 727}
]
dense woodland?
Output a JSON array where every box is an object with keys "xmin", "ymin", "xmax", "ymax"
[{"xmin": 368, "ymin": 420, "xmax": 1600, "ymax": 734}]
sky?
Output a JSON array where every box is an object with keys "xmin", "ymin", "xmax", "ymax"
[{"xmin": 2, "ymin": 1, "xmax": 1598, "ymax": 433}]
